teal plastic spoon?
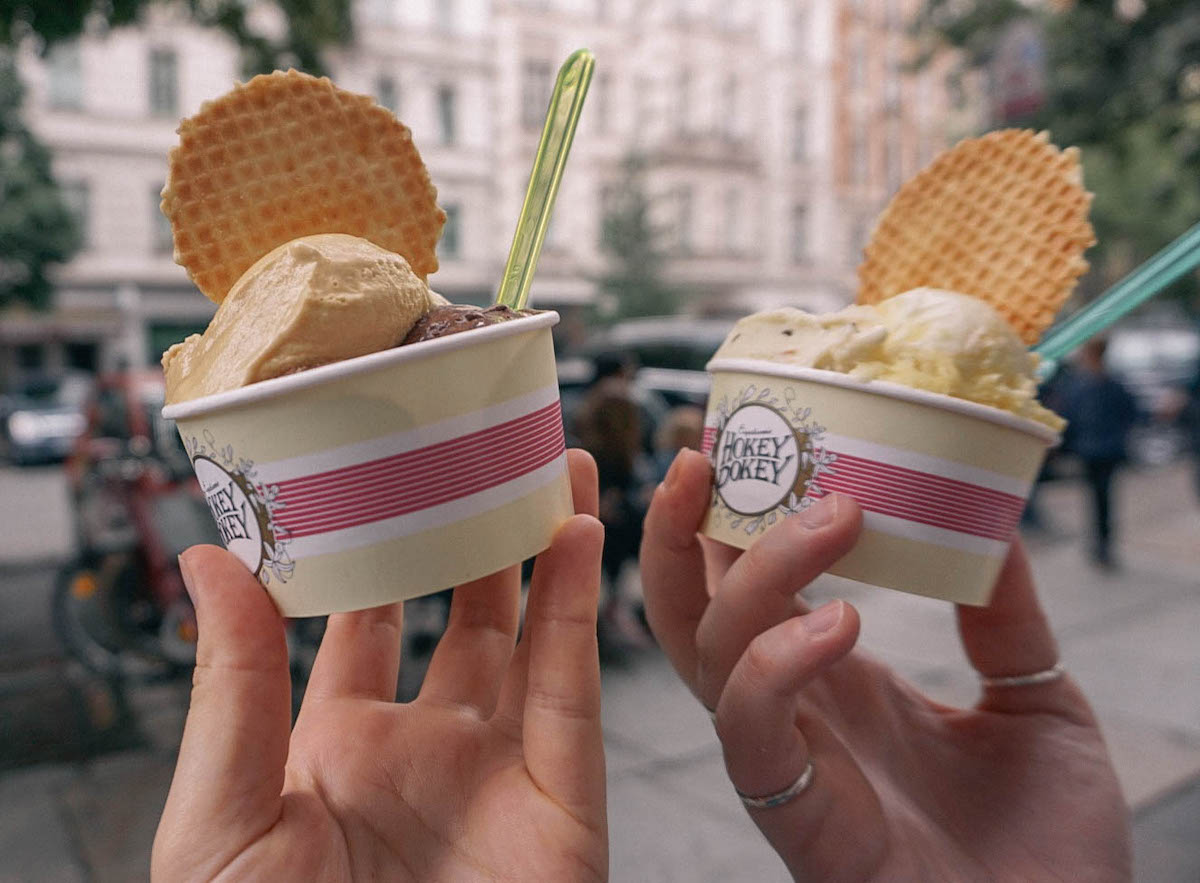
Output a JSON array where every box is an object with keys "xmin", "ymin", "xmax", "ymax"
[
  {"xmin": 1034, "ymin": 220, "xmax": 1200, "ymax": 377},
  {"xmin": 495, "ymin": 49, "xmax": 595, "ymax": 311}
]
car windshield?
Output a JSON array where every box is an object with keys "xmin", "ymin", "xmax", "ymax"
[{"xmin": 1108, "ymin": 329, "xmax": 1200, "ymax": 376}]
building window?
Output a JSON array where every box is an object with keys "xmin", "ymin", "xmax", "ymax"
[
  {"xmin": 723, "ymin": 187, "xmax": 741, "ymax": 254},
  {"xmin": 852, "ymin": 126, "xmax": 868, "ymax": 185},
  {"xmin": 65, "ymin": 342, "xmax": 99, "ymax": 372},
  {"xmin": 598, "ymin": 182, "xmax": 618, "ymax": 245},
  {"xmin": 149, "ymin": 48, "xmax": 178, "ymax": 117},
  {"xmin": 46, "ymin": 42, "xmax": 83, "ymax": 110},
  {"xmin": 673, "ymin": 185, "xmax": 693, "ymax": 254},
  {"xmin": 363, "ymin": 0, "xmax": 399, "ymax": 25},
  {"xmin": 151, "ymin": 186, "xmax": 173, "ymax": 253},
  {"xmin": 676, "ymin": 67, "xmax": 691, "ymax": 134},
  {"xmin": 593, "ymin": 72, "xmax": 610, "ymax": 134},
  {"xmin": 60, "ymin": 180, "xmax": 90, "ymax": 248},
  {"xmin": 849, "ymin": 34, "xmax": 867, "ymax": 91},
  {"xmin": 376, "ymin": 75, "xmax": 398, "ymax": 112},
  {"xmin": 791, "ymin": 204, "xmax": 808, "ymax": 263},
  {"xmin": 437, "ymin": 85, "xmax": 457, "ymax": 145},
  {"xmin": 440, "ymin": 203, "xmax": 461, "ymax": 259},
  {"xmin": 885, "ymin": 120, "xmax": 903, "ymax": 194},
  {"xmin": 17, "ymin": 344, "xmax": 45, "ymax": 371},
  {"xmin": 792, "ymin": 2, "xmax": 810, "ymax": 53},
  {"xmin": 522, "ymin": 60, "xmax": 553, "ymax": 130},
  {"xmin": 544, "ymin": 211, "xmax": 566, "ymax": 252},
  {"xmin": 436, "ymin": 0, "xmax": 456, "ymax": 31},
  {"xmin": 722, "ymin": 74, "xmax": 738, "ymax": 137},
  {"xmin": 792, "ymin": 105, "xmax": 807, "ymax": 162},
  {"xmin": 634, "ymin": 76, "xmax": 653, "ymax": 140},
  {"xmin": 850, "ymin": 214, "xmax": 873, "ymax": 261}
]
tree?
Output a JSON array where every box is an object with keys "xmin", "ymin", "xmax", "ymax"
[
  {"xmin": 915, "ymin": 0, "xmax": 1200, "ymax": 306},
  {"xmin": 0, "ymin": 1, "xmax": 353, "ymax": 77},
  {"xmin": 0, "ymin": 2, "xmax": 352, "ymax": 310},
  {"xmin": 597, "ymin": 154, "xmax": 681, "ymax": 320},
  {"xmin": 0, "ymin": 51, "xmax": 79, "ymax": 310}
]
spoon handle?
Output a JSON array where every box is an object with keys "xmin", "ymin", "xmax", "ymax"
[{"xmin": 495, "ymin": 49, "xmax": 595, "ymax": 311}]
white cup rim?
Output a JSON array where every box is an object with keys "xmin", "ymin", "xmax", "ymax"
[
  {"xmin": 163, "ymin": 310, "xmax": 560, "ymax": 420},
  {"xmin": 706, "ymin": 357, "xmax": 1061, "ymax": 444}
]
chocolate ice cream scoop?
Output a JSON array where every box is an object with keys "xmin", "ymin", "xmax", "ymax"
[{"xmin": 401, "ymin": 304, "xmax": 537, "ymax": 345}]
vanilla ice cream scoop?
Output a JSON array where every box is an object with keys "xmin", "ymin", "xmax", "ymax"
[
  {"xmin": 713, "ymin": 288, "xmax": 1063, "ymax": 429},
  {"xmin": 163, "ymin": 234, "xmax": 439, "ymax": 404}
]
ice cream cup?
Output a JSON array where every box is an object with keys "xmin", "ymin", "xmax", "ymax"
[
  {"xmin": 701, "ymin": 358, "xmax": 1060, "ymax": 606},
  {"xmin": 162, "ymin": 312, "xmax": 573, "ymax": 617}
]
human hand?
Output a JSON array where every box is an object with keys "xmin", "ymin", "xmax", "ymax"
[
  {"xmin": 641, "ymin": 449, "xmax": 1131, "ymax": 883},
  {"xmin": 153, "ymin": 450, "xmax": 607, "ymax": 882}
]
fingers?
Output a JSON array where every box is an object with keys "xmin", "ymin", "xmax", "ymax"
[
  {"xmin": 567, "ymin": 448, "xmax": 599, "ymax": 518},
  {"xmin": 694, "ymin": 494, "xmax": 862, "ymax": 707},
  {"xmin": 157, "ymin": 546, "xmax": 290, "ymax": 863},
  {"xmin": 640, "ymin": 449, "xmax": 717, "ymax": 695},
  {"xmin": 957, "ymin": 541, "xmax": 1084, "ymax": 718},
  {"xmin": 419, "ymin": 564, "xmax": 522, "ymax": 715},
  {"xmin": 520, "ymin": 514, "xmax": 606, "ymax": 819},
  {"xmin": 699, "ymin": 535, "xmax": 742, "ymax": 597},
  {"xmin": 421, "ymin": 448, "xmax": 602, "ymax": 715},
  {"xmin": 304, "ymin": 602, "xmax": 404, "ymax": 702},
  {"xmin": 716, "ymin": 602, "xmax": 886, "ymax": 881}
]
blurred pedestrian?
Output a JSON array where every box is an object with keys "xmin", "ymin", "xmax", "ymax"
[
  {"xmin": 1162, "ymin": 353, "xmax": 1200, "ymax": 505},
  {"xmin": 1057, "ymin": 338, "xmax": 1139, "ymax": 569},
  {"xmin": 574, "ymin": 351, "xmax": 654, "ymax": 654},
  {"xmin": 651, "ymin": 404, "xmax": 705, "ymax": 484}
]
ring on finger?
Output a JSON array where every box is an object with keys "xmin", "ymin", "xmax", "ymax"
[
  {"xmin": 736, "ymin": 761, "xmax": 814, "ymax": 810},
  {"xmin": 979, "ymin": 663, "xmax": 1065, "ymax": 688}
]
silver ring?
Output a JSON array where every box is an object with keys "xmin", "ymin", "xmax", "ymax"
[
  {"xmin": 979, "ymin": 663, "xmax": 1065, "ymax": 688},
  {"xmin": 736, "ymin": 761, "xmax": 814, "ymax": 810}
]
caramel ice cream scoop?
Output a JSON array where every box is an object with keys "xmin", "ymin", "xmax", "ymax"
[{"xmin": 163, "ymin": 234, "xmax": 437, "ymax": 404}]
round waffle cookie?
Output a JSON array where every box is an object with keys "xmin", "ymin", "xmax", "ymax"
[
  {"xmin": 162, "ymin": 70, "xmax": 445, "ymax": 302},
  {"xmin": 856, "ymin": 129, "xmax": 1095, "ymax": 344}
]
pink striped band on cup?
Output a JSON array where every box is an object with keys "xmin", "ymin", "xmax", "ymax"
[
  {"xmin": 250, "ymin": 385, "xmax": 566, "ymax": 561},
  {"xmin": 701, "ymin": 429, "xmax": 1029, "ymax": 557}
]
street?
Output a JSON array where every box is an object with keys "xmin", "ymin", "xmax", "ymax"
[{"xmin": 1, "ymin": 461, "xmax": 1199, "ymax": 881}]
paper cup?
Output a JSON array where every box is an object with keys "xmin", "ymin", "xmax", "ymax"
[
  {"xmin": 701, "ymin": 358, "xmax": 1060, "ymax": 605},
  {"xmin": 162, "ymin": 312, "xmax": 573, "ymax": 617}
]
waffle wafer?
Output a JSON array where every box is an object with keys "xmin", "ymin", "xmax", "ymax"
[
  {"xmin": 856, "ymin": 129, "xmax": 1094, "ymax": 344},
  {"xmin": 162, "ymin": 70, "xmax": 445, "ymax": 302}
]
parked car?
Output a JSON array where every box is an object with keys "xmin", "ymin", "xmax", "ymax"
[
  {"xmin": 1, "ymin": 372, "xmax": 92, "ymax": 465},
  {"xmin": 581, "ymin": 316, "xmax": 736, "ymax": 374},
  {"xmin": 1106, "ymin": 323, "xmax": 1200, "ymax": 465}
]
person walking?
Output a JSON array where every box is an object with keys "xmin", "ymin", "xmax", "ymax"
[
  {"xmin": 1057, "ymin": 338, "xmax": 1139, "ymax": 569},
  {"xmin": 573, "ymin": 351, "xmax": 654, "ymax": 654}
]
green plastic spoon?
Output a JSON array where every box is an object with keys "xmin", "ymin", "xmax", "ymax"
[{"xmin": 495, "ymin": 49, "xmax": 595, "ymax": 311}]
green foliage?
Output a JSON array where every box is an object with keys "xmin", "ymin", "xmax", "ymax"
[
  {"xmin": 917, "ymin": 0, "xmax": 1200, "ymax": 307},
  {"xmin": 0, "ymin": 51, "xmax": 79, "ymax": 310},
  {"xmin": 0, "ymin": 0, "xmax": 353, "ymax": 76},
  {"xmin": 0, "ymin": 2, "xmax": 354, "ymax": 310},
  {"xmin": 597, "ymin": 154, "xmax": 680, "ymax": 321}
]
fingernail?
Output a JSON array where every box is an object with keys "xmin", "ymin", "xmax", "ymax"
[
  {"xmin": 797, "ymin": 494, "xmax": 838, "ymax": 528},
  {"xmin": 178, "ymin": 554, "xmax": 197, "ymax": 604},
  {"xmin": 803, "ymin": 601, "xmax": 843, "ymax": 634}
]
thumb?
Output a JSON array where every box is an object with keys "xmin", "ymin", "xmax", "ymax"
[{"xmin": 154, "ymin": 546, "xmax": 291, "ymax": 876}]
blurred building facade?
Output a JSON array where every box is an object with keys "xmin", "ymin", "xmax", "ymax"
[{"xmin": 3, "ymin": 0, "xmax": 979, "ymax": 380}]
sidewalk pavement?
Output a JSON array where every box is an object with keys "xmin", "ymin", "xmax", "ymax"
[
  {"xmin": 0, "ymin": 466, "xmax": 74, "ymax": 566},
  {"xmin": 2, "ymin": 462, "xmax": 1198, "ymax": 882}
]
